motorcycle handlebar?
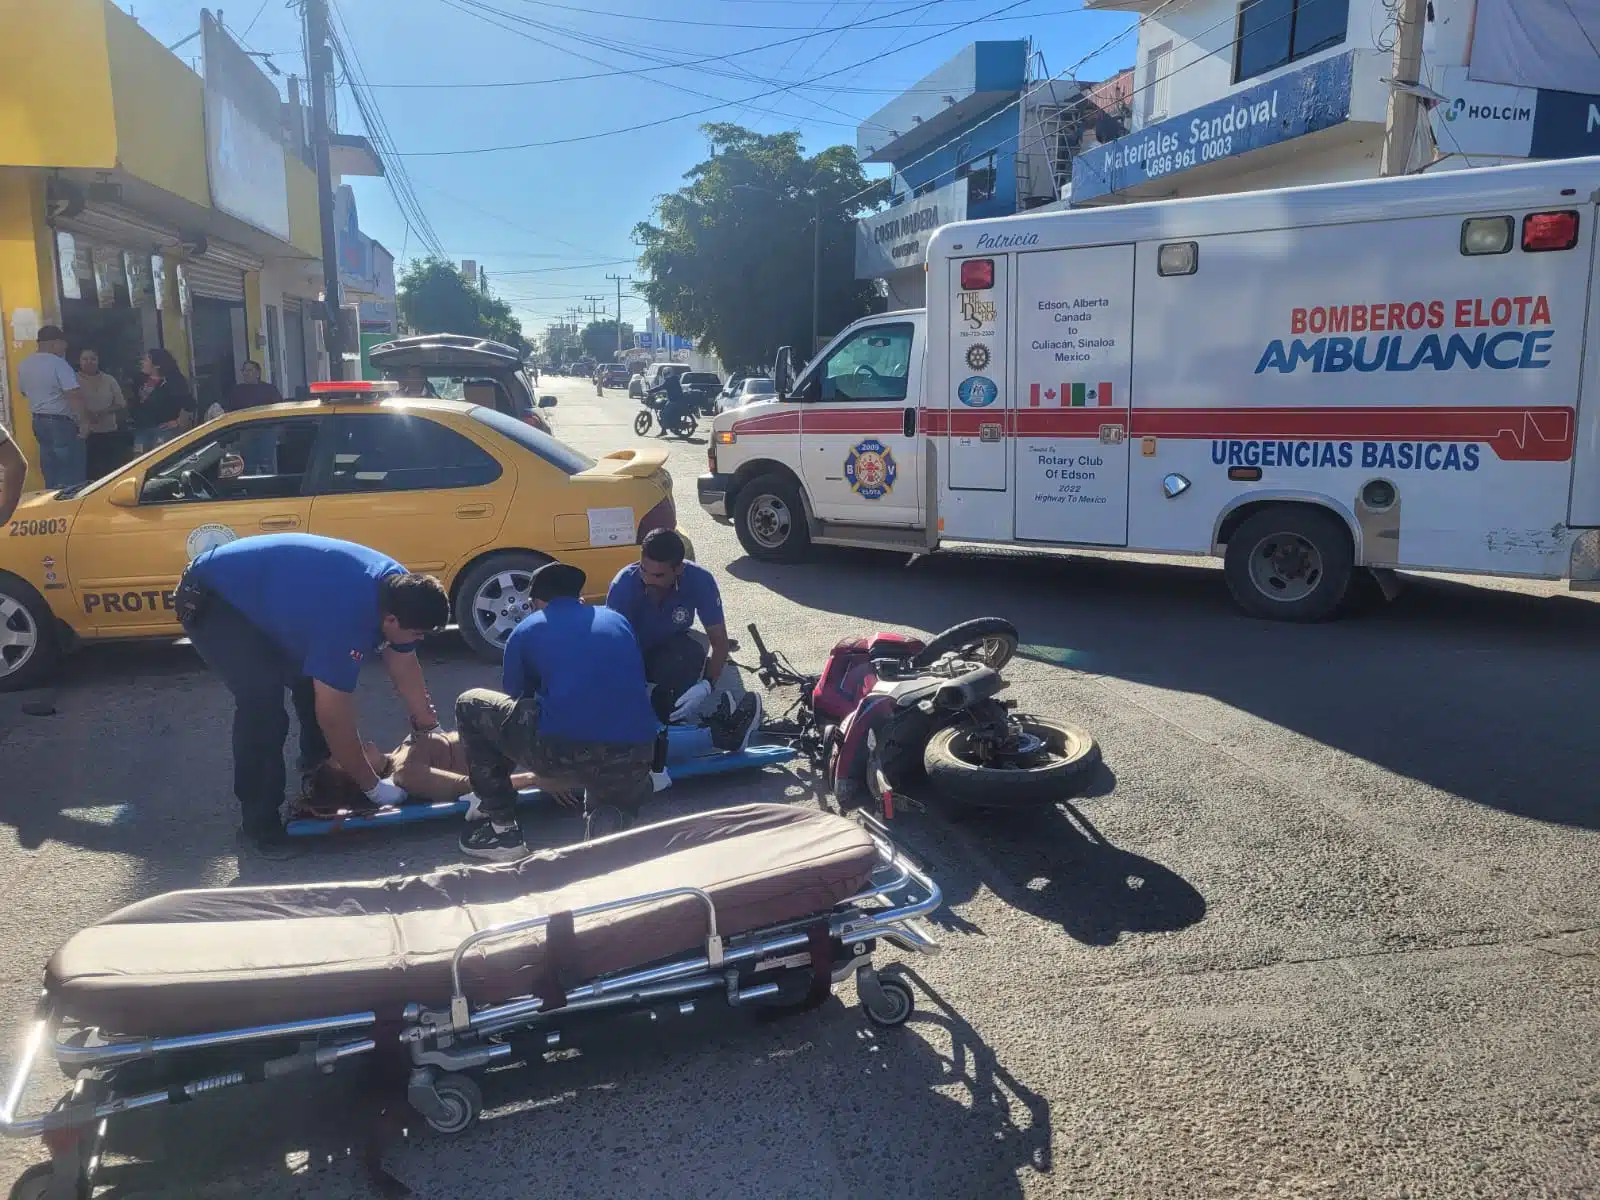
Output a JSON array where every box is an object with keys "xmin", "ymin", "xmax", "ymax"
[{"xmin": 747, "ymin": 622, "xmax": 772, "ymax": 666}]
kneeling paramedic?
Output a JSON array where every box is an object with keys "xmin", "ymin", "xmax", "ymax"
[
  {"xmin": 606, "ymin": 529, "xmax": 760, "ymax": 760},
  {"xmin": 456, "ymin": 562, "xmax": 657, "ymax": 861},
  {"xmin": 177, "ymin": 533, "xmax": 451, "ymax": 858}
]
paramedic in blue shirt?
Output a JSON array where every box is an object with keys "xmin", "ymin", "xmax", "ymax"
[
  {"xmin": 176, "ymin": 533, "xmax": 452, "ymax": 858},
  {"xmin": 455, "ymin": 561, "xmax": 658, "ymax": 861},
  {"xmin": 606, "ymin": 528, "xmax": 755, "ymax": 732}
]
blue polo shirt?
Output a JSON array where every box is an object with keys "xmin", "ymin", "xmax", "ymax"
[
  {"xmin": 188, "ymin": 533, "xmax": 408, "ymax": 693},
  {"xmin": 605, "ymin": 561, "xmax": 724, "ymax": 654},
  {"xmin": 502, "ymin": 598, "xmax": 657, "ymax": 745}
]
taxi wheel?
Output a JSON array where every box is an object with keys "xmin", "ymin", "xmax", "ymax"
[
  {"xmin": 454, "ymin": 552, "xmax": 550, "ymax": 662},
  {"xmin": 0, "ymin": 573, "xmax": 60, "ymax": 694}
]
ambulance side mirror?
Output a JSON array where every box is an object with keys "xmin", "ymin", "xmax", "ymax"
[
  {"xmin": 106, "ymin": 477, "xmax": 140, "ymax": 508},
  {"xmin": 774, "ymin": 346, "xmax": 793, "ymax": 400}
]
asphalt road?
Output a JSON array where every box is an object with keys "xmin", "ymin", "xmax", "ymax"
[{"xmin": 0, "ymin": 376, "xmax": 1595, "ymax": 1198}]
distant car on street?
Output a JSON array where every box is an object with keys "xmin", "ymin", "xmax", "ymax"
[
  {"xmin": 368, "ymin": 334, "xmax": 554, "ymax": 434},
  {"xmin": 680, "ymin": 372, "xmax": 724, "ymax": 413},
  {"xmin": 599, "ymin": 363, "xmax": 630, "ymax": 388},
  {"xmin": 720, "ymin": 376, "xmax": 775, "ymax": 411}
]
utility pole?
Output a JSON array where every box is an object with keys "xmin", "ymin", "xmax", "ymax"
[
  {"xmin": 306, "ymin": 0, "xmax": 344, "ymax": 379},
  {"xmin": 810, "ymin": 193, "xmax": 821, "ymax": 354},
  {"xmin": 606, "ymin": 273, "xmax": 631, "ymax": 356},
  {"xmin": 1379, "ymin": 0, "xmax": 1428, "ymax": 177}
]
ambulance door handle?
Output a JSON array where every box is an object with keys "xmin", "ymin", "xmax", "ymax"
[
  {"xmin": 258, "ymin": 515, "xmax": 301, "ymax": 530},
  {"xmin": 903, "ymin": 408, "xmax": 916, "ymax": 437}
]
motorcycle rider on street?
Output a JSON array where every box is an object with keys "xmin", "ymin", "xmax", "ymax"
[{"xmin": 646, "ymin": 370, "xmax": 690, "ymax": 437}]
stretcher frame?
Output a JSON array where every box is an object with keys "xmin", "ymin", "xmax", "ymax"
[{"xmin": 0, "ymin": 814, "xmax": 941, "ymax": 1198}]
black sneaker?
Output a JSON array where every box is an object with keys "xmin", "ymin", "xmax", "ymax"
[
  {"xmin": 238, "ymin": 829, "xmax": 308, "ymax": 861},
  {"xmin": 459, "ymin": 821, "xmax": 527, "ymax": 862},
  {"xmin": 584, "ymin": 805, "xmax": 632, "ymax": 841},
  {"xmin": 709, "ymin": 692, "xmax": 763, "ymax": 753}
]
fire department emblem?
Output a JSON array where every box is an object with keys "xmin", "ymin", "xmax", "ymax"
[
  {"xmin": 844, "ymin": 439, "xmax": 897, "ymax": 501},
  {"xmin": 965, "ymin": 343, "xmax": 991, "ymax": 371}
]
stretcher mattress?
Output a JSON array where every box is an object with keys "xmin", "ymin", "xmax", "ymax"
[{"xmin": 46, "ymin": 804, "xmax": 879, "ymax": 1037}]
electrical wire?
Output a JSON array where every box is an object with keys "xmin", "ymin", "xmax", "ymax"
[
  {"xmin": 396, "ymin": 0, "xmax": 1042, "ymax": 155},
  {"xmin": 326, "ymin": 0, "xmax": 448, "ymax": 257}
]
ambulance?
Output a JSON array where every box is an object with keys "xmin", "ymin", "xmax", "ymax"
[{"xmin": 697, "ymin": 156, "xmax": 1600, "ymax": 620}]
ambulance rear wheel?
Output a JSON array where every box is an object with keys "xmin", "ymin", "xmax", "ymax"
[
  {"xmin": 1224, "ymin": 506, "xmax": 1353, "ymax": 622},
  {"xmin": 735, "ymin": 474, "xmax": 811, "ymax": 563}
]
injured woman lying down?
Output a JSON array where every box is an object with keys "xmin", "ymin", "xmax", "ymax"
[{"xmin": 295, "ymin": 733, "xmax": 568, "ymax": 817}]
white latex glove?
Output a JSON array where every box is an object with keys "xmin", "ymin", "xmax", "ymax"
[
  {"xmin": 366, "ymin": 778, "xmax": 406, "ymax": 808},
  {"xmin": 669, "ymin": 678, "xmax": 714, "ymax": 723}
]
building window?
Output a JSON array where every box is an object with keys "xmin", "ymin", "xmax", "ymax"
[
  {"xmin": 1234, "ymin": 0, "xmax": 1348, "ymax": 84},
  {"xmin": 958, "ymin": 152, "xmax": 997, "ymax": 205},
  {"xmin": 1142, "ymin": 40, "xmax": 1172, "ymax": 124}
]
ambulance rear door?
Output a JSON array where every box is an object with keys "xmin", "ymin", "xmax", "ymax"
[
  {"xmin": 1011, "ymin": 244, "xmax": 1134, "ymax": 546},
  {"xmin": 944, "ymin": 255, "xmax": 1010, "ymax": 492}
]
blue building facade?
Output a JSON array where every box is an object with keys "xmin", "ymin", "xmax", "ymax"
[{"xmin": 855, "ymin": 41, "xmax": 1078, "ymax": 307}]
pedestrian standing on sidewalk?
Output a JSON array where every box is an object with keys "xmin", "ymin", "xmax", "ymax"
[
  {"xmin": 176, "ymin": 532, "xmax": 452, "ymax": 858},
  {"xmin": 76, "ymin": 348, "xmax": 130, "ymax": 479},
  {"xmin": 17, "ymin": 326, "xmax": 87, "ymax": 489},
  {"xmin": 456, "ymin": 561, "xmax": 657, "ymax": 861},
  {"xmin": 131, "ymin": 348, "xmax": 195, "ymax": 453},
  {"xmin": 0, "ymin": 425, "xmax": 27, "ymax": 525}
]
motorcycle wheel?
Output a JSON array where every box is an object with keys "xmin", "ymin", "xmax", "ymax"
[
  {"xmin": 922, "ymin": 715, "xmax": 1098, "ymax": 808},
  {"xmin": 910, "ymin": 617, "xmax": 1019, "ymax": 671},
  {"xmin": 633, "ymin": 410, "xmax": 653, "ymax": 436},
  {"xmin": 671, "ymin": 410, "xmax": 699, "ymax": 438}
]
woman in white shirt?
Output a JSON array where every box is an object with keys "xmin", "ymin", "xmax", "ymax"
[{"xmin": 76, "ymin": 348, "xmax": 129, "ymax": 478}]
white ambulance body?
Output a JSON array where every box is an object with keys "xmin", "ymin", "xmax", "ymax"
[{"xmin": 698, "ymin": 156, "xmax": 1600, "ymax": 619}]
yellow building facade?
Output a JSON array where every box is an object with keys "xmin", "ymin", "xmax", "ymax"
[{"xmin": 0, "ymin": 0, "xmax": 327, "ymax": 473}]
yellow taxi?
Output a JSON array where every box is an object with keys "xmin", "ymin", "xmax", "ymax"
[{"xmin": 0, "ymin": 380, "xmax": 686, "ymax": 691}]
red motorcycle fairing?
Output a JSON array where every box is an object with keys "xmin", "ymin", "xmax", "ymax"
[
  {"xmin": 828, "ymin": 692, "xmax": 900, "ymax": 804},
  {"xmin": 811, "ymin": 633, "xmax": 926, "ymax": 724}
]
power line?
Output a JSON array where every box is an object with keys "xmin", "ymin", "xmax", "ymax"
[{"xmin": 396, "ymin": 0, "xmax": 1041, "ymax": 156}]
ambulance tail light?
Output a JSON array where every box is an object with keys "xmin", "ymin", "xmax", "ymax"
[
  {"xmin": 959, "ymin": 259, "xmax": 995, "ymax": 290},
  {"xmin": 1522, "ymin": 210, "xmax": 1579, "ymax": 252}
]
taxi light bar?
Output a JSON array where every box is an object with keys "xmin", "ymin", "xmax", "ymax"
[
  {"xmin": 1522, "ymin": 210, "xmax": 1579, "ymax": 252},
  {"xmin": 309, "ymin": 379, "xmax": 400, "ymax": 402},
  {"xmin": 959, "ymin": 259, "xmax": 994, "ymax": 291}
]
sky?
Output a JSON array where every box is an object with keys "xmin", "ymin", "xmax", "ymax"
[{"xmin": 120, "ymin": 0, "xmax": 1137, "ymax": 338}]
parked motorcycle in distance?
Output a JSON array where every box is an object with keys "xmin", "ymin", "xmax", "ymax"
[{"xmin": 748, "ymin": 618, "xmax": 1098, "ymax": 816}]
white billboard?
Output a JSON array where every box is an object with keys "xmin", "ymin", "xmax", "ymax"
[
  {"xmin": 201, "ymin": 12, "xmax": 291, "ymax": 241},
  {"xmin": 855, "ymin": 177, "xmax": 968, "ymax": 279}
]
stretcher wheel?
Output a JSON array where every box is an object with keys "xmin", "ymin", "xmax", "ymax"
[
  {"xmin": 861, "ymin": 976, "xmax": 915, "ymax": 1029},
  {"xmin": 423, "ymin": 1073, "xmax": 483, "ymax": 1137},
  {"xmin": 9, "ymin": 1162, "xmax": 83, "ymax": 1200}
]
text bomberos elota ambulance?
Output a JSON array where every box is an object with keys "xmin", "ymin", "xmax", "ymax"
[{"xmin": 697, "ymin": 156, "xmax": 1600, "ymax": 620}]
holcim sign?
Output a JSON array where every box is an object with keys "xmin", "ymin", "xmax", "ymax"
[{"xmin": 856, "ymin": 176, "xmax": 967, "ymax": 278}]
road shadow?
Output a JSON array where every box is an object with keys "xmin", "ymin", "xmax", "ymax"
[
  {"xmin": 727, "ymin": 546, "xmax": 1600, "ymax": 830},
  {"xmin": 74, "ymin": 971, "xmax": 1046, "ymax": 1198}
]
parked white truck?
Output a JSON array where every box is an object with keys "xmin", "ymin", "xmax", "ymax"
[{"xmin": 698, "ymin": 156, "xmax": 1600, "ymax": 620}]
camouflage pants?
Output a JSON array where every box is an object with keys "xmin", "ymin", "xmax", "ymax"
[{"xmin": 455, "ymin": 688, "xmax": 654, "ymax": 822}]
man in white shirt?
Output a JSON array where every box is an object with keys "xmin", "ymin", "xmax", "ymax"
[
  {"xmin": 17, "ymin": 325, "xmax": 87, "ymax": 489},
  {"xmin": 0, "ymin": 426, "xmax": 25, "ymax": 525}
]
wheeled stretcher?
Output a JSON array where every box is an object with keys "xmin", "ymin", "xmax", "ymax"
[{"xmin": 1, "ymin": 804, "xmax": 941, "ymax": 1198}]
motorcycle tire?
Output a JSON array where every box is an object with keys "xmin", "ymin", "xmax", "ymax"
[
  {"xmin": 922, "ymin": 715, "xmax": 1099, "ymax": 808},
  {"xmin": 671, "ymin": 410, "xmax": 699, "ymax": 439},
  {"xmin": 910, "ymin": 617, "xmax": 1019, "ymax": 672},
  {"xmin": 633, "ymin": 410, "xmax": 653, "ymax": 436}
]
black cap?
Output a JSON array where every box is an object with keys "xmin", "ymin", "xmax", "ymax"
[{"xmin": 529, "ymin": 561, "xmax": 586, "ymax": 602}]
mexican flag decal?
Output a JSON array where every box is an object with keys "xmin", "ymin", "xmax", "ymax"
[{"xmin": 1028, "ymin": 382, "xmax": 1114, "ymax": 407}]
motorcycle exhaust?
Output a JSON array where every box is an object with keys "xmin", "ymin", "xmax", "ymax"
[{"xmin": 933, "ymin": 666, "xmax": 1006, "ymax": 711}]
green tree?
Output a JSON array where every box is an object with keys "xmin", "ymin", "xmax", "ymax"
[
  {"xmin": 398, "ymin": 257, "xmax": 525, "ymax": 349},
  {"xmin": 543, "ymin": 324, "xmax": 581, "ymax": 365},
  {"xmin": 581, "ymin": 320, "xmax": 634, "ymax": 362},
  {"xmin": 634, "ymin": 124, "xmax": 882, "ymax": 373}
]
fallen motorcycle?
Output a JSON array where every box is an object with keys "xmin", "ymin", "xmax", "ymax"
[{"xmin": 749, "ymin": 617, "xmax": 1098, "ymax": 816}]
